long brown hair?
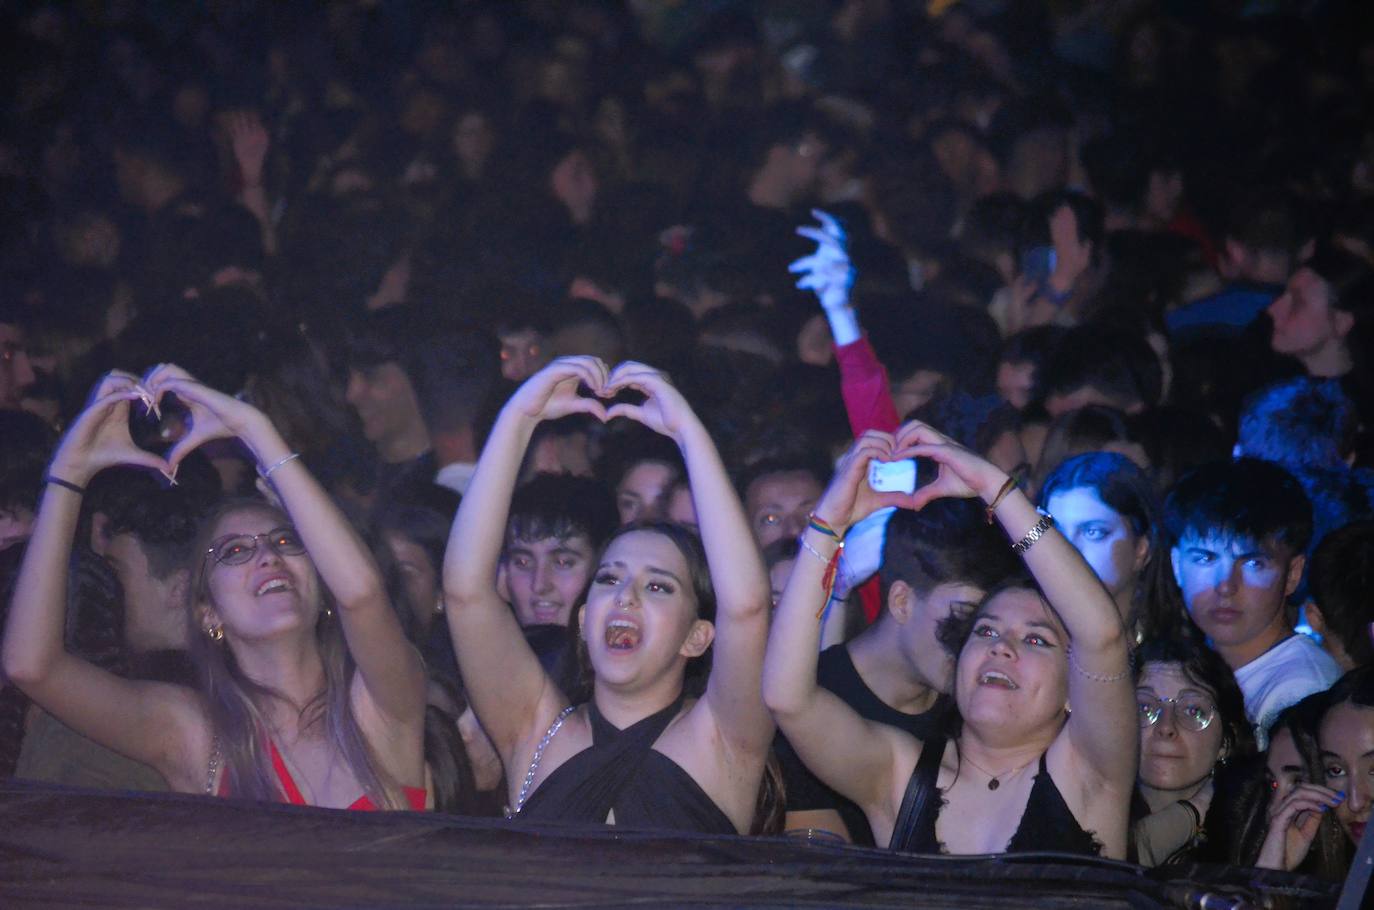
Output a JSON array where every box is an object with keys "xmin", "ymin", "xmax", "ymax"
[{"xmin": 187, "ymin": 498, "xmax": 401, "ymax": 808}]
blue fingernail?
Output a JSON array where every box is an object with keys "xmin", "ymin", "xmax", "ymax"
[{"xmin": 1336, "ymin": 791, "xmax": 1346, "ymax": 801}]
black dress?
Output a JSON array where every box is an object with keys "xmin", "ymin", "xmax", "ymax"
[
  {"xmin": 516, "ymin": 694, "xmax": 737, "ymax": 835},
  {"xmin": 890, "ymin": 737, "xmax": 1102, "ymax": 856}
]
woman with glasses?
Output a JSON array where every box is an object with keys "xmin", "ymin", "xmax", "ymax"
[
  {"xmin": 1130, "ymin": 636, "xmax": 1255, "ymax": 866},
  {"xmin": 2, "ymin": 366, "xmax": 428, "ymax": 809}
]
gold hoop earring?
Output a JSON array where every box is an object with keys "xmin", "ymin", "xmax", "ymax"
[{"xmin": 206, "ymin": 623, "xmax": 224, "ymax": 642}]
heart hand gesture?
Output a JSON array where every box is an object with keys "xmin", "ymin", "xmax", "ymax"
[
  {"xmin": 507, "ymin": 356, "xmax": 611, "ymax": 424},
  {"xmin": 142, "ymin": 364, "xmax": 268, "ymax": 475},
  {"xmin": 604, "ymin": 362, "xmax": 696, "ymax": 443},
  {"xmin": 50, "ymin": 372, "xmax": 172, "ymax": 485}
]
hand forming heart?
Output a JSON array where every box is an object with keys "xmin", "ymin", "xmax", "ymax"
[{"xmin": 48, "ymin": 371, "xmax": 174, "ymax": 485}]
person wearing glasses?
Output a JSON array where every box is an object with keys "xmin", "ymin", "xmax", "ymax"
[
  {"xmin": 1129, "ymin": 635, "xmax": 1256, "ymax": 866},
  {"xmin": 2, "ymin": 366, "xmax": 428, "ymax": 809}
]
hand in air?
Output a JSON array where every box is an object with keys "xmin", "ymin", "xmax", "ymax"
[
  {"xmin": 811, "ymin": 430, "xmax": 914, "ymax": 535},
  {"xmin": 142, "ymin": 364, "xmax": 265, "ymax": 476},
  {"xmin": 789, "ymin": 209, "xmax": 855, "ymax": 311},
  {"xmin": 892, "ymin": 420, "xmax": 1009, "ymax": 512},
  {"xmin": 1256, "ymin": 783, "xmax": 1343, "ymax": 871},
  {"xmin": 604, "ymin": 362, "xmax": 697, "ymax": 443},
  {"xmin": 508, "ymin": 356, "xmax": 611, "ymax": 423},
  {"xmin": 226, "ymin": 110, "xmax": 270, "ymax": 188},
  {"xmin": 50, "ymin": 372, "xmax": 173, "ymax": 483}
]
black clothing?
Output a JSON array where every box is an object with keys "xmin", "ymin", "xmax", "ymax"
[
  {"xmin": 890, "ymin": 748, "xmax": 1102, "ymax": 856},
  {"xmin": 516, "ymin": 694, "xmax": 736, "ymax": 835},
  {"xmin": 776, "ymin": 644, "xmax": 951, "ymax": 846}
]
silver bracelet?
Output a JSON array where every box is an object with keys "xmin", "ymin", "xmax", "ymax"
[
  {"xmin": 1012, "ymin": 511, "xmax": 1054, "ymax": 554},
  {"xmin": 1067, "ymin": 646, "xmax": 1131, "ymax": 683},
  {"xmin": 258, "ymin": 452, "xmax": 301, "ymax": 481}
]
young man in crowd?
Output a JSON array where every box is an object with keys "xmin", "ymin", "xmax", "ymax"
[
  {"xmin": 776, "ymin": 499, "xmax": 1020, "ymax": 844},
  {"xmin": 1164, "ymin": 458, "xmax": 1341, "ymax": 746}
]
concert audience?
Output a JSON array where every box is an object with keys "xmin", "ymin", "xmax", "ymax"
[{"xmin": 0, "ymin": 0, "xmax": 1372, "ymax": 888}]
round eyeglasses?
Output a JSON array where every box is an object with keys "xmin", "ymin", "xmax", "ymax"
[
  {"xmin": 206, "ymin": 527, "xmax": 306, "ymax": 566},
  {"xmin": 1137, "ymin": 694, "xmax": 1217, "ymax": 733}
]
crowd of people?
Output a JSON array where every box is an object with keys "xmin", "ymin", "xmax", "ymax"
[{"xmin": 2, "ymin": 0, "xmax": 1374, "ymax": 886}]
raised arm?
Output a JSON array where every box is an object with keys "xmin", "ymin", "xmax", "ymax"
[
  {"xmin": 442, "ymin": 357, "xmax": 610, "ymax": 763},
  {"xmin": 898, "ymin": 421, "xmax": 1135, "ymax": 789},
  {"xmin": 604, "ymin": 362, "xmax": 773, "ymax": 755},
  {"xmin": 145, "ymin": 365, "xmax": 425, "ymax": 727},
  {"xmin": 2, "ymin": 375, "xmax": 206, "ymax": 782},
  {"xmin": 762, "ymin": 431, "xmax": 918, "ymax": 816},
  {"xmin": 790, "ymin": 210, "xmax": 900, "ymax": 436}
]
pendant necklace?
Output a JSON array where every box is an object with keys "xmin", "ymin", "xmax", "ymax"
[{"xmin": 958, "ymin": 749, "xmax": 1035, "ymax": 791}]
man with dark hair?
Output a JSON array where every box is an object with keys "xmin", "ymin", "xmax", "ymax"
[
  {"xmin": 1166, "ymin": 191, "xmax": 1301, "ymax": 339},
  {"xmin": 85, "ymin": 456, "xmax": 221, "ymax": 683},
  {"xmin": 501, "ymin": 473, "xmax": 619, "ymax": 630},
  {"xmin": 345, "ymin": 306, "xmax": 501, "ymax": 497},
  {"xmin": 777, "ymin": 498, "xmax": 1022, "ymax": 845},
  {"xmin": 737, "ymin": 455, "xmax": 829, "ymax": 549},
  {"xmin": 0, "ymin": 302, "xmax": 37, "ymax": 412},
  {"xmin": 1039, "ymin": 325, "xmax": 1157, "ymax": 417},
  {"xmin": 1164, "ymin": 458, "xmax": 1340, "ymax": 744},
  {"xmin": 1306, "ymin": 521, "xmax": 1374, "ymax": 672}
]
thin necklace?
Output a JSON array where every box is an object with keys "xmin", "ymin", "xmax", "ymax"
[{"xmin": 958, "ymin": 746, "xmax": 1036, "ymax": 791}]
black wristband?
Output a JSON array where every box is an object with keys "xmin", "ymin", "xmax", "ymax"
[{"xmin": 44, "ymin": 475, "xmax": 87, "ymax": 496}]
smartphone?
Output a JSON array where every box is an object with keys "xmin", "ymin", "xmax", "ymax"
[
  {"xmin": 868, "ymin": 458, "xmax": 934, "ymax": 495},
  {"xmin": 1019, "ymin": 245, "xmax": 1057, "ymax": 288}
]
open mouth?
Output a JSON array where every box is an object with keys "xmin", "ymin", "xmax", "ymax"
[
  {"xmin": 977, "ymin": 670, "xmax": 1018, "ymax": 690},
  {"xmin": 531, "ymin": 602, "xmax": 564, "ymax": 622},
  {"xmin": 255, "ymin": 577, "xmax": 293, "ymax": 597},
  {"xmin": 605, "ymin": 618, "xmax": 642, "ymax": 652}
]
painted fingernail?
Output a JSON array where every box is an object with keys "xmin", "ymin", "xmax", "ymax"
[{"xmin": 1336, "ymin": 792, "xmax": 1346, "ymax": 801}]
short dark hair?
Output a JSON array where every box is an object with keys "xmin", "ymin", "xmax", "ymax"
[
  {"xmin": 735, "ymin": 454, "xmax": 830, "ymax": 505},
  {"xmin": 880, "ymin": 499, "xmax": 1022, "ymax": 602},
  {"xmin": 1305, "ymin": 242, "xmax": 1374, "ymax": 328},
  {"xmin": 86, "ymin": 456, "xmax": 222, "ymax": 579},
  {"xmin": 1238, "ymin": 378, "xmax": 1356, "ymax": 471},
  {"xmin": 1163, "ymin": 458, "xmax": 1313, "ymax": 555},
  {"xmin": 405, "ymin": 330, "xmax": 501, "ymax": 435},
  {"xmin": 507, "ymin": 473, "xmax": 619, "ymax": 551},
  {"xmin": 1321, "ymin": 663, "xmax": 1374, "ymax": 715},
  {"xmin": 1039, "ymin": 326, "xmax": 1157, "ymax": 411},
  {"xmin": 1309, "ymin": 520, "xmax": 1374, "ymax": 668},
  {"xmin": 1135, "ymin": 634, "xmax": 1257, "ymax": 764}
]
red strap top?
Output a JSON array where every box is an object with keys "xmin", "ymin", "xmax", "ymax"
[{"xmin": 216, "ymin": 740, "xmax": 427, "ymax": 811}]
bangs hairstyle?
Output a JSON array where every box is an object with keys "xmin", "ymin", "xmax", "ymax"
[
  {"xmin": 936, "ymin": 575, "xmax": 1042, "ymax": 659},
  {"xmin": 506, "ymin": 473, "xmax": 619, "ymax": 552},
  {"xmin": 1133, "ymin": 635, "xmax": 1256, "ymax": 763},
  {"xmin": 1163, "ymin": 458, "xmax": 1312, "ymax": 554},
  {"xmin": 187, "ymin": 498, "xmax": 403, "ymax": 809}
]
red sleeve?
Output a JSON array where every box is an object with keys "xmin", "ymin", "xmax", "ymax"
[{"xmin": 835, "ymin": 335, "xmax": 900, "ymax": 437}]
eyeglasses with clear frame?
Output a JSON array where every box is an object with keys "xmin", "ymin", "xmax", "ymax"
[
  {"xmin": 205, "ymin": 527, "xmax": 306, "ymax": 567},
  {"xmin": 1137, "ymin": 694, "xmax": 1217, "ymax": 733}
]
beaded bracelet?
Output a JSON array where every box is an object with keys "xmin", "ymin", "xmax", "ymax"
[
  {"xmin": 798, "ymin": 528, "xmax": 845, "ymax": 620},
  {"xmin": 1067, "ymin": 645, "xmax": 1131, "ymax": 683}
]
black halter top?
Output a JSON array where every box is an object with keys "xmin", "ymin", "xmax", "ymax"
[
  {"xmin": 889, "ymin": 736, "xmax": 1102, "ymax": 856},
  {"xmin": 516, "ymin": 694, "xmax": 737, "ymax": 835}
]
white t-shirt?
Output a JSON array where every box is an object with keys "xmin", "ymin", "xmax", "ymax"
[{"xmin": 1234, "ymin": 633, "xmax": 1342, "ymax": 749}]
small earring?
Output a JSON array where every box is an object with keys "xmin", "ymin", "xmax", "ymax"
[
  {"xmin": 206, "ymin": 623, "xmax": 224, "ymax": 642},
  {"xmin": 434, "ymin": 596, "xmax": 445, "ymax": 615},
  {"xmin": 323, "ymin": 604, "xmax": 334, "ymax": 618}
]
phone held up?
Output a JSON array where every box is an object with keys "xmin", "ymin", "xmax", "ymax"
[{"xmin": 867, "ymin": 458, "xmax": 935, "ymax": 495}]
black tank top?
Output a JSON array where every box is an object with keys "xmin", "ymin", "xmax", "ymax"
[
  {"xmin": 889, "ymin": 737, "xmax": 1102, "ymax": 856},
  {"xmin": 516, "ymin": 694, "xmax": 737, "ymax": 835}
]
